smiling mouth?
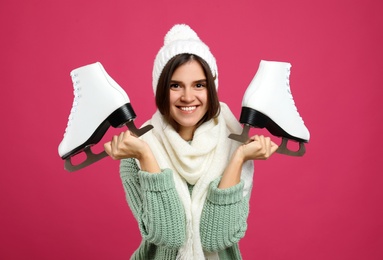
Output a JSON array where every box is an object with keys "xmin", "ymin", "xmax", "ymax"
[{"xmin": 179, "ymin": 106, "xmax": 197, "ymax": 111}]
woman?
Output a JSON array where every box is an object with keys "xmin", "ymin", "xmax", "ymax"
[{"xmin": 104, "ymin": 24, "xmax": 278, "ymax": 260}]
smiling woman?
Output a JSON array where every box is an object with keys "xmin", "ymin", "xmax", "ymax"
[
  {"xmin": 156, "ymin": 54, "xmax": 220, "ymax": 137},
  {"xmin": 169, "ymin": 58, "xmax": 209, "ymax": 140},
  {"xmin": 166, "ymin": 57, "xmax": 209, "ymax": 140},
  {"xmin": 103, "ymin": 24, "xmax": 278, "ymax": 259}
]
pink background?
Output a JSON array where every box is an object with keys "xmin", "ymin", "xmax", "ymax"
[{"xmin": 1, "ymin": 0, "xmax": 382, "ymax": 259}]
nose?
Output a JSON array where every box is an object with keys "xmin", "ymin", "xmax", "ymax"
[{"xmin": 180, "ymin": 87, "xmax": 194, "ymax": 102}]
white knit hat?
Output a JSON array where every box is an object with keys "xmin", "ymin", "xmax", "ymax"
[{"xmin": 152, "ymin": 24, "xmax": 218, "ymax": 94}]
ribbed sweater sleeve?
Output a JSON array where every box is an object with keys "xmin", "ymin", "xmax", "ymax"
[
  {"xmin": 200, "ymin": 177, "xmax": 252, "ymax": 253},
  {"xmin": 120, "ymin": 159, "xmax": 186, "ymax": 250},
  {"xmin": 120, "ymin": 159, "xmax": 143, "ymax": 221}
]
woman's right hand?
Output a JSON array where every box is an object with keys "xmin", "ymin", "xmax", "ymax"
[
  {"xmin": 104, "ymin": 130, "xmax": 149, "ymax": 160},
  {"xmin": 104, "ymin": 130, "xmax": 161, "ymax": 173}
]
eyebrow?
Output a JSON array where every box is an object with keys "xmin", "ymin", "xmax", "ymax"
[{"xmin": 170, "ymin": 79, "xmax": 207, "ymax": 84}]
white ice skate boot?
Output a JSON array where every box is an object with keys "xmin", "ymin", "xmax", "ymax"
[
  {"xmin": 229, "ymin": 60, "xmax": 310, "ymax": 156},
  {"xmin": 58, "ymin": 62, "xmax": 153, "ymax": 171}
]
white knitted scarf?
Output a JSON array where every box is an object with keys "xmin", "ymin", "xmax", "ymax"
[{"xmin": 140, "ymin": 102, "xmax": 254, "ymax": 259}]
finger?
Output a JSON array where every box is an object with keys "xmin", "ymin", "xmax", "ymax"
[
  {"xmin": 247, "ymin": 135, "xmax": 262, "ymax": 149},
  {"xmin": 128, "ymin": 130, "xmax": 138, "ymax": 138},
  {"xmin": 264, "ymin": 136, "xmax": 271, "ymax": 157},
  {"xmin": 104, "ymin": 142, "xmax": 112, "ymax": 156},
  {"xmin": 118, "ymin": 132, "xmax": 126, "ymax": 147},
  {"xmin": 270, "ymin": 141, "xmax": 279, "ymax": 154},
  {"xmin": 245, "ymin": 134, "xmax": 259, "ymax": 145},
  {"xmin": 123, "ymin": 130, "xmax": 137, "ymax": 142},
  {"xmin": 111, "ymin": 135, "xmax": 120, "ymax": 153},
  {"xmin": 244, "ymin": 135, "xmax": 255, "ymax": 145},
  {"xmin": 259, "ymin": 135, "xmax": 267, "ymax": 156},
  {"xmin": 123, "ymin": 130, "xmax": 131, "ymax": 137}
]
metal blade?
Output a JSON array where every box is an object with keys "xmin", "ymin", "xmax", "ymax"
[
  {"xmin": 276, "ymin": 137, "xmax": 306, "ymax": 156},
  {"xmin": 64, "ymin": 121, "xmax": 154, "ymax": 172},
  {"xmin": 64, "ymin": 146, "xmax": 109, "ymax": 172},
  {"xmin": 228, "ymin": 124, "xmax": 251, "ymax": 143},
  {"xmin": 125, "ymin": 121, "xmax": 153, "ymax": 137}
]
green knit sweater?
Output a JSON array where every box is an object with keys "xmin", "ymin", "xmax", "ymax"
[{"xmin": 120, "ymin": 158, "xmax": 252, "ymax": 260}]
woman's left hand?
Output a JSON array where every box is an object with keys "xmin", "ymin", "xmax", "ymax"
[
  {"xmin": 219, "ymin": 135, "xmax": 279, "ymax": 189},
  {"xmin": 238, "ymin": 134, "xmax": 279, "ymax": 161}
]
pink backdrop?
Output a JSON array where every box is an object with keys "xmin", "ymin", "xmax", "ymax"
[{"xmin": 1, "ymin": 0, "xmax": 382, "ymax": 259}]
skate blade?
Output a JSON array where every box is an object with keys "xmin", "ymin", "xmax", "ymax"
[
  {"xmin": 125, "ymin": 121, "xmax": 153, "ymax": 137},
  {"xmin": 229, "ymin": 126, "xmax": 306, "ymax": 157},
  {"xmin": 276, "ymin": 137, "xmax": 306, "ymax": 156},
  {"xmin": 65, "ymin": 146, "xmax": 109, "ymax": 172},
  {"xmin": 228, "ymin": 125, "xmax": 251, "ymax": 143},
  {"xmin": 64, "ymin": 121, "xmax": 153, "ymax": 172}
]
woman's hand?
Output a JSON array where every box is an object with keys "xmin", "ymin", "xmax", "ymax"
[
  {"xmin": 104, "ymin": 130, "xmax": 148, "ymax": 160},
  {"xmin": 104, "ymin": 130, "xmax": 161, "ymax": 173},
  {"xmin": 237, "ymin": 134, "xmax": 279, "ymax": 162},
  {"xmin": 219, "ymin": 135, "xmax": 278, "ymax": 189}
]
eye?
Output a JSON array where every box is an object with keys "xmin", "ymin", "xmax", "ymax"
[
  {"xmin": 195, "ymin": 81, "xmax": 206, "ymax": 89},
  {"xmin": 170, "ymin": 83, "xmax": 180, "ymax": 89}
]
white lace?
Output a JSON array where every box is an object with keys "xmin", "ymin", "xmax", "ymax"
[
  {"xmin": 63, "ymin": 72, "xmax": 81, "ymax": 136},
  {"xmin": 286, "ymin": 66, "xmax": 304, "ymax": 123}
]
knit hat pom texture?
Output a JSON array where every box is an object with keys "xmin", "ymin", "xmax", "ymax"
[{"xmin": 152, "ymin": 24, "xmax": 218, "ymax": 94}]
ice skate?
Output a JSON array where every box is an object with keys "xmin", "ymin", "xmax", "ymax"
[
  {"xmin": 58, "ymin": 62, "xmax": 153, "ymax": 172},
  {"xmin": 229, "ymin": 60, "xmax": 310, "ymax": 156}
]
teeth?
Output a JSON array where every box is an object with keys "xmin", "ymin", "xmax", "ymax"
[{"xmin": 180, "ymin": 106, "xmax": 196, "ymax": 111}]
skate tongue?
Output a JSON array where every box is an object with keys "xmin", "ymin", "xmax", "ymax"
[{"xmin": 276, "ymin": 138, "xmax": 306, "ymax": 156}]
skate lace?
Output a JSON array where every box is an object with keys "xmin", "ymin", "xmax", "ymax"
[
  {"xmin": 63, "ymin": 72, "xmax": 81, "ymax": 135},
  {"xmin": 286, "ymin": 67, "xmax": 304, "ymax": 122}
]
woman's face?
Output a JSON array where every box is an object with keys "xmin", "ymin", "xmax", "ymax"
[{"xmin": 169, "ymin": 59, "xmax": 208, "ymax": 139}]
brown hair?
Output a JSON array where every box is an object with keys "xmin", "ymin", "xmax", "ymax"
[{"xmin": 155, "ymin": 54, "xmax": 220, "ymax": 130}]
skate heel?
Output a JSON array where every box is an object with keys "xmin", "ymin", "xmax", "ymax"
[
  {"xmin": 228, "ymin": 106, "xmax": 268, "ymax": 143},
  {"xmin": 107, "ymin": 103, "xmax": 154, "ymax": 137},
  {"xmin": 239, "ymin": 106, "xmax": 268, "ymax": 128},
  {"xmin": 107, "ymin": 103, "xmax": 137, "ymax": 127}
]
